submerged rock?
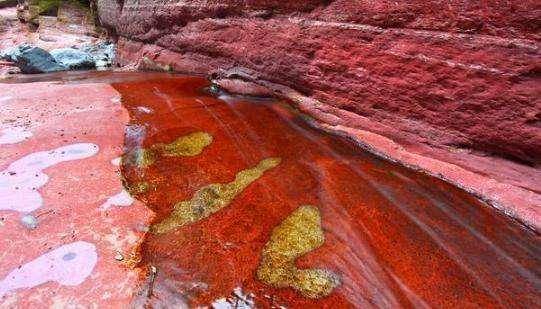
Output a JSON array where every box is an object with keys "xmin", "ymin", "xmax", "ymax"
[{"xmin": 50, "ymin": 48, "xmax": 95, "ymax": 70}]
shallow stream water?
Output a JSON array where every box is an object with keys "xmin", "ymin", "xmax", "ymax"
[
  {"xmin": 111, "ymin": 75, "xmax": 540, "ymax": 308},
  {"xmin": 2, "ymin": 72, "xmax": 540, "ymax": 308}
]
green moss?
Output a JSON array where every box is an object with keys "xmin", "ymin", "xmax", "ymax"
[
  {"xmin": 35, "ymin": 0, "xmax": 61, "ymax": 14},
  {"xmin": 121, "ymin": 132, "xmax": 214, "ymax": 170},
  {"xmin": 33, "ymin": 0, "xmax": 90, "ymax": 15},
  {"xmin": 158, "ymin": 132, "xmax": 213, "ymax": 157}
]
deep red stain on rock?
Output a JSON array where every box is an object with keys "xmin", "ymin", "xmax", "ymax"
[
  {"xmin": 98, "ymin": 0, "xmax": 541, "ymax": 165},
  {"xmin": 113, "ymin": 76, "xmax": 540, "ymax": 308}
]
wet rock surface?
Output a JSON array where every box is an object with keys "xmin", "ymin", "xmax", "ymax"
[
  {"xmin": 0, "ymin": 71, "xmax": 539, "ymax": 307},
  {"xmin": 0, "ymin": 73, "xmax": 154, "ymax": 307},
  {"xmin": 114, "ymin": 75, "xmax": 540, "ymax": 308}
]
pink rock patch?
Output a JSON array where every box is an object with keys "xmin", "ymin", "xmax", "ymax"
[
  {"xmin": 0, "ymin": 143, "xmax": 99, "ymax": 213},
  {"xmin": 100, "ymin": 189, "xmax": 134, "ymax": 210},
  {"xmin": 0, "ymin": 127, "xmax": 33, "ymax": 145},
  {"xmin": 0, "ymin": 241, "xmax": 98, "ymax": 298}
]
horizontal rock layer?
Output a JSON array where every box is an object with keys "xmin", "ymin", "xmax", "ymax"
[
  {"xmin": 97, "ymin": 0, "xmax": 540, "ymax": 165},
  {"xmin": 95, "ymin": 1, "xmax": 541, "ymax": 228}
]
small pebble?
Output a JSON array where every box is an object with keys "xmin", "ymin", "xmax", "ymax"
[
  {"xmin": 114, "ymin": 252, "xmax": 124, "ymax": 261},
  {"xmin": 135, "ymin": 224, "xmax": 150, "ymax": 232},
  {"xmin": 209, "ymin": 83, "xmax": 220, "ymax": 94},
  {"xmin": 21, "ymin": 214, "xmax": 38, "ymax": 229}
]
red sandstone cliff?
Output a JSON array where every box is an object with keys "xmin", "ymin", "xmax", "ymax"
[{"xmin": 96, "ymin": 1, "xmax": 541, "ymax": 229}]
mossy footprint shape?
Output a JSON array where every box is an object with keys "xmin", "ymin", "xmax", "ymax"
[{"xmin": 257, "ymin": 205, "xmax": 340, "ymax": 299}]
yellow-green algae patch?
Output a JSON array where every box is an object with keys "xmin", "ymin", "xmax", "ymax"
[
  {"xmin": 122, "ymin": 131, "xmax": 213, "ymax": 169},
  {"xmin": 150, "ymin": 157, "xmax": 281, "ymax": 234},
  {"xmin": 256, "ymin": 205, "xmax": 340, "ymax": 299},
  {"xmin": 125, "ymin": 181, "xmax": 152, "ymax": 196},
  {"xmin": 158, "ymin": 131, "xmax": 213, "ymax": 157}
]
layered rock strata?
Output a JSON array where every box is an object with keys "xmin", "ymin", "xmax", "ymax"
[{"xmin": 96, "ymin": 0, "xmax": 541, "ymax": 230}]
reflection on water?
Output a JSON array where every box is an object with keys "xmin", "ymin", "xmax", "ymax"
[{"xmin": 112, "ymin": 76, "xmax": 541, "ymax": 308}]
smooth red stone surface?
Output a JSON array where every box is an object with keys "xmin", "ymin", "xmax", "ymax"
[
  {"xmin": 0, "ymin": 77, "xmax": 152, "ymax": 307},
  {"xmin": 114, "ymin": 76, "xmax": 541, "ymax": 308}
]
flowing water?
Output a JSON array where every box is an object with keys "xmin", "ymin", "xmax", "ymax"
[
  {"xmin": 2, "ymin": 72, "xmax": 540, "ymax": 308},
  {"xmin": 111, "ymin": 75, "xmax": 540, "ymax": 308}
]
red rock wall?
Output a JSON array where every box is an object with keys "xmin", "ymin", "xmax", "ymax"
[{"xmin": 97, "ymin": 0, "xmax": 541, "ymax": 165}]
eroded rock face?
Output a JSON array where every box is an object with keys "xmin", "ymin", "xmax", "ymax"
[{"xmin": 96, "ymin": 0, "xmax": 541, "ymax": 166}]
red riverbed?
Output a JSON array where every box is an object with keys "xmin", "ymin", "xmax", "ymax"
[{"xmin": 113, "ymin": 76, "xmax": 540, "ymax": 308}]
